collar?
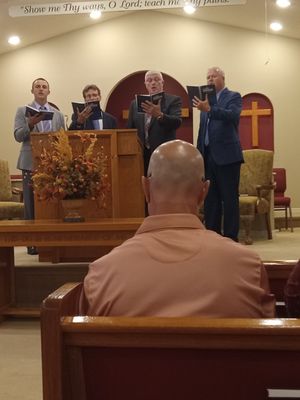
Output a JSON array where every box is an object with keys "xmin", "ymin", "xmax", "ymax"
[
  {"xmin": 136, "ymin": 214, "xmax": 205, "ymax": 235},
  {"xmin": 34, "ymin": 101, "xmax": 50, "ymax": 110}
]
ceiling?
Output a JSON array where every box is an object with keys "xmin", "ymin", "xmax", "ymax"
[{"xmin": 1, "ymin": 0, "xmax": 300, "ymax": 55}]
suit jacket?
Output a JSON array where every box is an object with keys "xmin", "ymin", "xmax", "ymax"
[
  {"xmin": 69, "ymin": 111, "xmax": 117, "ymax": 131},
  {"xmin": 127, "ymin": 93, "xmax": 182, "ymax": 153},
  {"xmin": 14, "ymin": 102, "xmax": 65, "ymax": 171},
  {"xmin": 197, "ymin": 88, "xmax": 243, "ymax": 166}
]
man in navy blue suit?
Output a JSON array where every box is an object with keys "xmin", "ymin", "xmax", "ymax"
[
  {"xmin": 69, "ymin": 84, "xmax": 117, "ymax": 130},
  {"xmin": 194, "ymin": 67, "xmax": 243, "ymax": 242}
]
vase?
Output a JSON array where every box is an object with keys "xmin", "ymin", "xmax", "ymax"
[{"xmin": 61, "ymin": 199, "xmax": 85, "ymax": 222}]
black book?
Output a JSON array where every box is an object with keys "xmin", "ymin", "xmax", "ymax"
[
  {"xmin": 25, "ymin": 105, "xmax": 54, "ymax": 121},
  {"xmin": 186, "ymin": 85, "xmax": 217, "ymax": 107},
  {"xmin": 72, "ymin": 100, "xmax": 102, "ymax": 120},
  {"xmin": 136, "ymin": 92, "xmax": 164, "ymax": 113}
]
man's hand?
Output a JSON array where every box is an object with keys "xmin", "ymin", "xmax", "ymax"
[
  {"xmin": 141, "ymin": 100, "xmax": 162, "ymax": 118},
  {"xmin": 28, "ymin": 113, "xmax": 44, "ymax": 130},
  {"xmin": 76, "ymin": 105, "xmax": 93, "ymax": 125},
  {"xmin": 192, "ymin": 95, "xmax": 211, "ymax": 112}
]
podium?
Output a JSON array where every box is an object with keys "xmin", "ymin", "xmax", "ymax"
[{"xmin": 31, "ymin": 129, "xmax": 144, "ymax": 262}]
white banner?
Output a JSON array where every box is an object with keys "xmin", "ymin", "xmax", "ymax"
[{"xmin": 9, "ymin": 0, "xmax": 247, "ymax": 17}]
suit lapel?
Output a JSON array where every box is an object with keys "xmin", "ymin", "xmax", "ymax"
[
  {"xmin": 49, "ymin": 106, "xmax": 58, "ymax": 131},
  {"xmin": 217, "ymin": 88, "xmax": 228, "ymax": 105},
  {"xmin": 102, "ymin": 113, "xmax": 107, "ymax": 128},
  {"xmin": 137, "ymin": 110, "xmax": 146, "ymax": 134}
]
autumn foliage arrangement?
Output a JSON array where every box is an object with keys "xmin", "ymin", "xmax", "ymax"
[{"xmin": 32, "ymin": 129, "xmax": 109, "ymax": 205}]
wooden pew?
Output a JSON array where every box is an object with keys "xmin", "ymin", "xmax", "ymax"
[
  {"xmin": 41, "ymin": 283, "xmax": 300, "ymax": 400},
  {"xmin": 264, "ymin": 260, "xmax": 297, "ymax": 301},
  {"xmin": 264, "ymin": 260, "xmax": 297, "ymax": 317}
]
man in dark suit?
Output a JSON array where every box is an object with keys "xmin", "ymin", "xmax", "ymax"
[
  {"xmin": 69, "ymin": 84, "xmax": 117, "ymax": 130},
  {"xmin": 127, "ymin": 70, "xmax": 182, "ymax": 174},
  {"xmin": 194, "ymin": 67, "xmax": 243, "ymax": 242},
  {"xmin": 14, "ymin": 77, "xmax": 65, "ymax": 254}
]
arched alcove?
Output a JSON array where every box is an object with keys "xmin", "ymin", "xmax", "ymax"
[{"xmin": 240, "ymin": 93, "xmax": 274, "ymax": 151}]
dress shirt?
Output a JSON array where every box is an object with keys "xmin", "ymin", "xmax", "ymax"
[{"xmin": 81, "ymin": 214, "xmax": 275, "ymax": 318}]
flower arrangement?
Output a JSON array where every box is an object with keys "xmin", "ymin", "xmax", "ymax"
[{"xmin": 32, "ymin": 129, "xmax": 109, "ymax": 205}]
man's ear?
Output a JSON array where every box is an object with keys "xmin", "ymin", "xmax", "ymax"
[
  {"xmin": 142, "ymin": 176, "xmax": 150, "ymax": 203},
  {"xmin": 198, "ymin": 180, "xmax": 210, "ymax": 206}
]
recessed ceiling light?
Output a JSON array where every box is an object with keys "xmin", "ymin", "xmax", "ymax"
[
  {"xmin": 276, "ymin": 0, "xmax": 291, "ymax": 8},
  {"xmin": 90, "ymin": 10, "xmax": 102, "ymax": 19},
  {"xmin": 8, "ymin": 35, "xmax": 20, "ymax": 45},
  {"xmin": 183, "ymin": 3, "xmax": 196, "ymax": 14},
  {"xmin": 270, "ymin": 21, "xmax": 283, "ymax": 31}
]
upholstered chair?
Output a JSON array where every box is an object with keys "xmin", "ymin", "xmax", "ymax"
[
  {"xmin": 239, "ymin": 149, "xmax": 274, "ymax": 245},
  {"xmin": 0, "ymin": 160, "xmax": 24, "ymax": 219},
  {"xmin": 273, "ymin": 168, "xmax": 293, "ymax": 232}
]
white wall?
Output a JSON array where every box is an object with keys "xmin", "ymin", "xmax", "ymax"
[{"xmin": 1, "ymin": 11, "xmax": 299, "ymax": 205}]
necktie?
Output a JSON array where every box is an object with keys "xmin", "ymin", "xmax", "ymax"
[
  {"xmin": 40, "ymin": 106, "xmax": 51, "ymax": 132},
  {"xmin": 144, "ymin": 114, "xmax": 151, "ymax": 149}
]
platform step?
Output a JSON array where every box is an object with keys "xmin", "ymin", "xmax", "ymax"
[{"xmin": 3, "ymin": 307, "xmax": 40, "ymax": 317}]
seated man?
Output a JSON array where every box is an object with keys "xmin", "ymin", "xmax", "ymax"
[
  {"xmin": 284, "ymin": 260, "xmax": 300, "ymax": 317},
  {"xmin": 80, "ymin": 140, "xmax": 274, "ymax": 318},
  {"xmin": 69, "ymin": 84, "xmax": 117, "ymax": 130}
]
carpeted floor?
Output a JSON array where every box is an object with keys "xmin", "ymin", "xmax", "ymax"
[
  {"xmin": 251, "ymin": 228, "xmax": 299, "ymax": 261},
  {"xmin": 0, "ymin": 319, "xmax": 42, "ymax": 400}
]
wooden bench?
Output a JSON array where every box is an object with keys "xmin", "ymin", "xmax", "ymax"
[
  {"xmin": 264, "ymin": 260, "xmax": 297, "ymax": 316},
  {"xmin": 264, "ymin": 260, "xmax": 297, "ymax": 300},
  {"xmin": 41, "ymin": 283, "xmax": 300, "ymax": 400}
]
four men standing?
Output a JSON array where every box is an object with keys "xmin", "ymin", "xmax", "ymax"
[{"xmin": 14, "ymin": 69, "xmax": 243, "ymax": 241}]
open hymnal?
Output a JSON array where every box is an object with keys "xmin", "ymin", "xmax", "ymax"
[
  {"xmin": 136, "ymin": 92, "xmax": 164, "ymax": 113},
  {"xmin": 25, "ymin": 105, "xmax": 54, "ymax": 120},
  {"xmin": 186, "ymin": 85, "xmax": 217, "ymax": 107},
  {"xmin": 71, "ymin": 100, "xmax": 102, "ymax": 120}
]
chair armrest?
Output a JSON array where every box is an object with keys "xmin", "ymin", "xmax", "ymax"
[
  {"xmin": 256, "ymin": 184, "xmax": 275, "ymax": 198},
  {"xmin": 12, "ymin": 187, "xmax": 23, "ymax": 202}
]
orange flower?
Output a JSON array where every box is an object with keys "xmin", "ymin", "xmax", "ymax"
[{"xmin": 32, "ymin": 129, "xmax": 109, "ymax": 203}]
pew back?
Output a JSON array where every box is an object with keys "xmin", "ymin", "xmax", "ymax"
[
  {"xmin": 264, "ymin": 260, "xmax": 296, "ymax": 301},
  {"xmin": 41, "ymin": 283, "xmax": 300, "ymax": 400}
]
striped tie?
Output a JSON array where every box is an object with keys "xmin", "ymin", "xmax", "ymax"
[{"xmin": 144, "ymin": 114, "xmax": 151, "ymax": 149}]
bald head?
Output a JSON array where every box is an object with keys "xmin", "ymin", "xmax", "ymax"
[
  {"xmin": 207, "ymin": 66, "xmax": 225, "ymax": 78},
  {"xmin": 143, "ymin": 140, "xmax": 209, "ymax": 215}
]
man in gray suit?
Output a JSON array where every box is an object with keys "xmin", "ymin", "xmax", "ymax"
[
  {"xmin": 127, "ymin": 71, "xmax": 182, "ymax": 174},
  {"xmin": 14, "ymin": 78, "xmax": 65, "ymax": 254}
]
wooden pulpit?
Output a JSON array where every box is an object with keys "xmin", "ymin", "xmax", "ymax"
[{"xmin": 31, "ymin": 129, "xmax": 144, "ymax": 262}]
